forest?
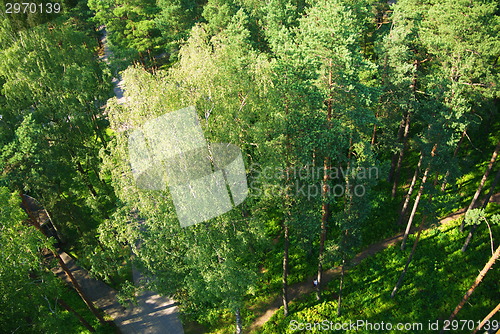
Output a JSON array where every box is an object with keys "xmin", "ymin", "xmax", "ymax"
[{"xmin": 0, "ymin": 0, "xmax": 499, "ymax": 333}]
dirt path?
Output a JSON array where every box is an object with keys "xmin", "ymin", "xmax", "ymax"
[
  {"xmin": 52, "ymin": 252, "xmax": 183, "ymax": 334},
  {"xmin": 246, "ymin": 193, "xmax": 500, "ymax": 333},
  {"xmin": 57, "ymin": 26, "xmax": 184, "ymax": 333}
]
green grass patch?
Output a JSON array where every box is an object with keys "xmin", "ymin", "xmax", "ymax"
[
  {"xmin": 257, "ymin": 219, "xmax": 499, "ymax": 333},
  {"xmin": 39, "ymin": 283, "xmax": 116, "ymax": 333}
]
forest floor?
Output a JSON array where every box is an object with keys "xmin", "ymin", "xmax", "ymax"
[{"xmin": 246, "ymin": 193, "xmax": 500, "ymax": 333}]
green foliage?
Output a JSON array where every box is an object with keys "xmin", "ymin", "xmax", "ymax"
[
  {"xmin": 258, "ymin": 220, "xmax": 499, "ymax": 333},
  {"xmin": 2, "ymin": 0, "xmax": 499, "ymax": 332},
  {"xmin": 0, "ymin": 19, "xmax": 114, "ymax": 234},
  {"xmin": 464, "ymin": 208, "xmax": 500, "ymax": 228},
  {"xmin": 100, "ymin": 15, "xmax": 271, "ymax": 325},
  {"xmin": 88, "ymin": 0, "xmax": 206, "ymax": 66},
  {"xmin": 88, "ymin": 0, "xmax": 161, "ymax": 52},
  {"xmin": 0, "ymin": 187, "xmax": 114, "ymax": 333}
]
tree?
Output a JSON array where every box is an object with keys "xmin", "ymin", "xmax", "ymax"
[
  {"xmin": 0, "ymin": 187, "xmax": 100, "ymax": 332},
  {"xmin": 156, "ymin": 0, "xmax": 206, "ymax": 54},
  {"xmin": 296, "ymin": 0, "xmax": 378, "ymax": 304},
  {"xmin": 88, "ymin": 0, "xmax": 161, "ymax": 58},
  {"xmin": 263, "ymin": 0, "xmax": 323, "ymax": 313},
  {"xmin": 460, "ymin": 140, "xmax": 500, "ymax": 231},
  {"xmin": 0, "ymin": 187, "xmax": 55, "ymax": 332},
  {"xmin": 382, "ymin": 0, "xmax": 500, "ymax": 215},
  {"xmin": 378, "ymin": 0, "xmax": 427, "ymax": 199},
  {"xmin": 442, "ymin": 213, "xmax": 500, "ymax": 334},
  {"xmin": 100, "ymin": 14, "xmax": 271, "ymax": 331},
  {"xmin": 0, "ymin": 21, "xmax": 114, "ymax": 244},
  {"xmin": 88, "ymin": 0, "xmax": 206, "ymax": 67}
]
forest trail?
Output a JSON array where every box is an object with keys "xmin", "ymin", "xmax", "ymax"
[
  {"xmin": 247, "ymin": 193, "xmax": 500, "ymax": 333},
  {"xmin": 52, "ymin": 27, "xmax": 183, "ymax": 333},
  {"xmin": 52, "ymin": 252, "xmax": 183, "ymax": 333}
]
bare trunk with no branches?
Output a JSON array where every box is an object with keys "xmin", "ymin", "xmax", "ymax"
[
  {"xmin": 317, "ymin": 59, "xmax": 333, "ymax": 301},
  {"xmin": 460, "ymin": 140, "xmax": 500, "ymax": 231},
  {"xmin": 397, "ymin": 154, "xmax": 423, "ymax": 225},
  {"xmin": 401, "ymin": 144, "xmax": 436, "ymax": 249},
  {"xmin": 391, "ymin": 217, "xmax": 426, "ymax": 298},
  {"xmin": 472, "ymin": 302, "xmax": 500, "ymax": 334},
  {"xmin": 461, "ymin": 167, "xmax": 500, "ymax": 252},
  {"xmin": 282, "ymin": 223, "xmax": 290, "ymax": 316},
  {"xmin": 391, "ymin": 110, "xmax": 411, "ymax": 198},
  {"xmin": 235, "ymin": 308, "xmax": 243, "ymax": 334},
  {"xmin": 441, "ymin": 244, "xmax": 500, "ymax": 334}
]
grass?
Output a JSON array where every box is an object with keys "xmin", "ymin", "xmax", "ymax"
[
  {"xmin": 38, "ymin": 283, "xmax": 116, "ymax": 334},
  {"xmin": 257, "ymin": 219, "xmax": 499, "ymax": 334}
]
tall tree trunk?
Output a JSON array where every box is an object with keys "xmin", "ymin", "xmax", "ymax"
[
  {"xmin": 316, "ymin": 155, "xmax": 331, "ymax": 301},
  {"xmin": 390, "ymin": 57, "xmax": 418, "ymax": 189},
  {"xmin": 401, "ymin": 165, "xmax": 430, "ymax": 250},
  {"xmin": 391, "ymin": 217, "xmax": 426, "ymax": 298},
  {"xmin": 235, "ymin": 308, "xmax": 243, "ymax": 334},
  {"xmin": 316, "ymin": 200, "xmax": 328, "ymax": 301},
  {"xmin": 317, "ymin": 58, "xmax": 333, "ymax": 301},
  {"xmin": 401, "ymin": 144, "xmax": 436, "ymax": 249},
  {"xmin": 388, "ymin": 110, "xmax": 407, "ymax": 183},
  {"xmin": 282, "ymin": 224, "xmax": 290, "ymax": 317},
  {"xmin": 397, "ymin": 154, "xmax": 423, "ymax": 225},
  {"xmin": 460, "ymin": 139, "xmax": 500, "ymax": 231},
  {"xmin": 391, "ymin": 110, "xmax": 411, "ymax": 198},
  {"xmin": 337, "ymin": 258, "xmax": 345, "ymax": 316},
  {"xmin": 57, "ymin": 298, "xmax": 96, "ymax": 332},
  {"xmin": 22, "ymin": 195, "xmax": 107, "ymax": 325},
  {"xmin": 281, "ymin": 73, "xmax": 294, "ymax": 317},
  {"xmin": 441, "ymin": 244, "xmax": 500, "ymax": 334},
  {"xmin": 472, "ymin": 302, "xmax": 500, "ymax": 334},
  {"xmin": 371, "ymin": 112, "xmax": 378, "ymax": 146},
  {"xmin": 90, "ymin": 107, "xmax": 108, "ymax": 149},
  {"xmin": 461, "ymin": 167, "xmax": 500, "ymax": 252}
]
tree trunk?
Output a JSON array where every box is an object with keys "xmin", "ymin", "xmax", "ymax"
[
  {"xmin": 388, "ymin": 110, "xmax": 407, "ymax": 183},
  {"xmin": 391, "ymin": 110, "xmax": 411, "ymax": 198},
  {"xmin": 401, "ymin": 144, "xmax": 436, "ymax": 249},
  {"xmin": 90, "ymin": 107, "xmax": 108, "ymax": 149},
  {"xmin": 316, "ymin": 156, "xmax": 331, "ymax": 300},
  {"xmin": 461, "ymin": 167, "xmax": 500, "ymax": 252},
  {"xmin": 317, "ymin": 59, "xmax": 333, "ymax": 301},
  {"xmin": 55, "ymin": 252, "xmax": 108, "ymax": 326},
  {"xmin": 371, "ymin": 112, "xmax": 378, "ymax": 146},
  {"xmin": 235, "ymin": 308, "xmax": 243, "ymax": 334},
  {"xmin": 282, "ymin": 223, "xmax": 290, "ymax": 317},
  {"xmin": 316, "ymin": 208, "xmax": 327, "ymax": 301},
  {"xmin": 460, "ymin": 139, "xmax": 500, "ymax": 231},
  {"xmin": 57, "ymin": 298, "xmax": 96, "ymax": 332},
  {"xmin": 401, "ymin": 164, "xmax": 430, "ymax": 250},
  {"xmin": 397, "ymin": 154, "xmax": 423, "ymax": 225},
  {"xmin": 337, "ymin": 258, "xmax": 345, "ymax": 316},
  {"xmin": 391, "ymin": 217, "xmax": 426, "ymax": 298},
  {"xmin": 472, "ymin": 302, "xmax": 500, "ymax": 334},
  {"xmin": 442, "ymin": 244, "xmax": 500, "ymax": 334}
]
